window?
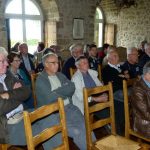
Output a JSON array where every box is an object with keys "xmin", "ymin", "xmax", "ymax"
[
  {"xmin": 94, "ymin": 7, "xmax": 104, "ymax": 47},
  {"xmin": 5, "ymin": 0, "xmax": 43, "ymax": 54}
]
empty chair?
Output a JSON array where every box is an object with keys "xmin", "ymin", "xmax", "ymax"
[
  {"xmin": 123, "ymin": 79, "xmax": 150, "ymax": 143},
  {"xmin": 23, "ymin": 98, "xmax": 69, "ymax": 150},
  {"xmin": 83, "ymin": 82, "xmax": 141, "ymax": 150}
]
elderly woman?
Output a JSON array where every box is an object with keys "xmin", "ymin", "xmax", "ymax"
[
  {"xmin": 72, "ymin": 56, "xmax": 108, "ymax": 115},
  {"xmin": 130, "ymin": 61, "xmax": 150, "ymax": 138},
  {"xmin": 7, "ymin": 52, "xmax": 34, "ymax": 108}
]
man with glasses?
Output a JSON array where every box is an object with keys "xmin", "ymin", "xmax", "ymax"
[{"xmin": 36, "ymin": 52, "xmax": 87, "ymax": 149}]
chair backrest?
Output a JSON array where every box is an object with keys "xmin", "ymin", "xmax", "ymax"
[
  {"xmin": 31, "ymin": 73, "xmax": 39, "ymax": 108},
  {"xmin": 69, "ymin": 67, "xmax": 77, "ymax": 78},
  {"xmin": 83, "ymin": 82, "xmax": 116, "ymax": 148},
  {"xmin": 70, "ymin": 64, "xmax": 102, "ymax": 80},
  {"xmin": 97, "ymin": 64, "xmax": 102, "ymax": 81},
  {"xmin": 23, "ymin": 98, "xmax": 69, "ymax": 150},
  {"xmin": 0, "ymin": 144, "xmax": 8, "ymax": 150},
  {"xmin": 123, "ymin": 79, "xmax": 150, "ymax": 142}
]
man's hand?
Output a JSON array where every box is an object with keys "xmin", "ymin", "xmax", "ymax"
[
  {"xmin": 0, "ymin": 93, "xmax": 9, "ymax": 99},
  {"xmin": 92, "ymin": 93, "xmax": 108, "ymax": 102},
  {"xmin": 13, "ymin": 82, "xmax": 22, "ymax": 89}
]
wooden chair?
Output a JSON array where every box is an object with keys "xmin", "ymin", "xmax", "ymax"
[
  {"xmin": 0, "ymin": 144, "xmax": 8, "ymax": 150},
  {"xmin": 123, "ymin": 79, "xmax": 150, "ymax": 143},
  {"xmin": 69, "ymin": 67, "xmax": 77, "ymax": 78},
  {"xmin": 31, "ymin": 73, "xmax": 39, "ymax": 108},
  {"xmin": 83, "ymin": 82, "xmax": 141, "ymax": 150},
  {"xmin": 97, "ymin": 64, "xmax": 102, "ymax": 81},
  {"xmin": 23, "ymin": 98, "xmax": 69, "ymax": 150}
]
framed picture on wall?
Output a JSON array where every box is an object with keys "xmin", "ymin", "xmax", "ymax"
[{"xmin": 73, "ymin": 18, "xmax": 84, "ymax": 39}]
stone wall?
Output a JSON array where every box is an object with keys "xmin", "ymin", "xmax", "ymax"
[
  {"xmin": 101, "ymin": 0, "xmax": 150, "ymax": 48},
  {"xmin": 1, "ymin": 0, "xmax": 150, "ymax": 52},
  {"xmin": 0, "ymin": 0, "xmax": 98, "ymax": 50}
]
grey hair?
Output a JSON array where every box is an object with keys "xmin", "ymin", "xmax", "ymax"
[
  {"xmin": 75, "ymin": 56, "xmax": 88, "ymax": 68},
  {"xmin": 106, "ymin": 50, "xmax": 117, "ymax": 60},
  {"xmin": 143, "ymin": 61, "xmax": 150, "ymax": 75},
  {"xmin": 127, "ymin": 47, "xmax": 137, "ymax": 58},
  {"xmin": 69, "ymin": 43, "xmax": 83, "ymax": 53},
  {"xmin": 144, "ymin": 43, "xmax": 150, "ymax": 50},
  {"xmin": 42, "ymin": 52, "xmax": 58, "ymax": 66},
  {"xmin": 0, "ymin": 47, "xmax": 8, "ymax": 57}
]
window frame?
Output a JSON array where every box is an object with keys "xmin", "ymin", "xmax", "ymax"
[
  {"xmin": 94, "ymin": 7, "xmax": 104, "ymax": 47},
  {"xmin": 5, "ymin": 0, "xmax": 44, "ymax": 47}
]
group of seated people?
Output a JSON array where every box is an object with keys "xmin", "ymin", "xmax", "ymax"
[{"xmin": 0, "ymin": 40, "xmax": 149, "ymax": 149}]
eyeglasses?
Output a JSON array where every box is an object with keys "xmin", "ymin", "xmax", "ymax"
[
  {"xmin": 13, "ymin": 59, "xmax": 21, "ymax": 62},
  {"xmin": 0, "ymin": 59, "xmax": 8, "ymax": 64},
  {"xmin": 46, "ymin": 61, "xmax": 59, "ymax": 65}
]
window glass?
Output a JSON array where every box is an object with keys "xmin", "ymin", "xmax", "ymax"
[
  {"xmin": 26, "ymin": 20, "xmax": 41, "ymax": 54},
  {"xmin": 94, "ymin": 8, "xmax": 104, "ymax": 47},
  {"xmin": 9, "ymin": 19, "xmax": 23, "ymax": 46},
  {"xmin": 25, "ymin": 0, "xmax": 40, "ymax": 15},
  {"xmin": 5, "ymin": 0, "xmax": 43, "ymax": 54},
  {"xmin": 5, "ymin": 0, "xmax": 22, "ymax": 14}
]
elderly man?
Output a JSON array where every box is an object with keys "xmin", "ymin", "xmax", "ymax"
[
  {"xmin": 62, "ymin": 43, "xmax": 83, "ymax": 79},
  {"xmin": 19, "ymin": 43, "xmax": 35, "ymax": 80},
  {"xmin": 0, "ymin": 47, "xmax": 30, "ymax": 143},
  {"xmin": 72, "ymin": 56, "xmax": 107, "ymax": 115},
  {"xmin": 121, "ymin": 47, "xmax": 141, "ymax": 78},
  {"xmin": 102, "ymin": 50, "xmax": 129, "ymax": 135},
  {"xmin": 35, "ymin": 52, "xmax": 87, "ymax": 149},
  {"xmin": 130, "ymin": 61, "xmax": 150, "ymax": 138},
  {"xmin": 139, "ymin": 43, "xmax": 150, "ymax": 71}
]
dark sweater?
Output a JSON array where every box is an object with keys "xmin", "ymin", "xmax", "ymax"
[{"xmin": 102, "ymin": 65, "xmax": 124, "ymax": 92}]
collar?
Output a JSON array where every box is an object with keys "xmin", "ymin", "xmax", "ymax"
[{"xmin": 108, "ymin": 62, "xmax": 121, "ymax": 73}]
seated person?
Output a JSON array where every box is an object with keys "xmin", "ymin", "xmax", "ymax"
[
  {"xmin": 0, "ymin": 47, "xmax": 70, "ymax": 149},
  {"xmin": 34, "ymin": 42, "xmax": 45, "ymax": 65},
  {"xmin": 88, "ymin": 44, "xmax": 101, "ymax": 71},
  {"xmin": 139, "ymin": 43, "xmax": 150, "ymax": 73},
  {"xmin": 62, "ymin": 43, "xmax": 83, "ymax": 79},
  {"xmin": 7, "ymin": 52, "xmax": 34, "ymax": 108},
  {"xmin": 72, "ymin": 56, "xmax": 108, "ymax": 115},
  {"xmin": 35, "ymin": 52, "xmax": 87, "ymax": 149},
  {"xmin": 102, "ymin": 50, "xmax": 129, "ymax": 135},
  {"xmin": 102, "ymin": 45, "xmax": 117, "ymax": 67},
  {"xmin": 18, "ymin": 43, "xmax": 35, "ymax": 80},
  {"xmin": 102, "ymin": 50, "xmax": 129, "ymax": 99},
  {"xmin": 121, "ymin": 47, "xmax": 141, "ymax": 79},
  {"xmin": 130, "ymin": 61, "xmax": 150, "ymax": 139},
  {"xmin": 35, "ymin": 48, "xmax": 62, "ymax": 73},
  {"xmin": 97, "ymin": 43, "xmax": 109, "ymax": 63}
]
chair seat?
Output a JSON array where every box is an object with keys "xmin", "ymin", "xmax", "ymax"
[{"xmin": 95, "ymin": 135, "xmax": 141, "ymax": 150}]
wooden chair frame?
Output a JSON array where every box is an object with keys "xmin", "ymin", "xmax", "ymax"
[
  {"xmin": 23, "ymin": 98, "xmax": 69, "ymax": 150},
  {"xmin": 31, "ymin": 73, "xmax": 39, "ymax": 108},
  {"xmin": 69, "ymin": 64, "xmax": 102, "ymax": 81},
  {"xmin": 123, "ymin": 79, "xmax": 150, "ymax": 143},
  {"xmin": 83, "ymin": 82, "xmax": 116, "ymax": 149}
]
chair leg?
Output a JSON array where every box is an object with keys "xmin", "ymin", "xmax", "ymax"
[{"xmin": 0, "ymin": 144, "xmax": 8, "ymax": 150}]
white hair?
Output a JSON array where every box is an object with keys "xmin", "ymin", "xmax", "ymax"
[
  {"xmin": 127, "ymin": 47, "xmax": 137, "ymax": 55},
  {"xmin": 42, "ymin": 52, "xmax": 58, "ymax": 66},
  {"xmin": 0, "ymin": 47, "xmax": 8, "ymax": 56},
  {"xmin": 69, "ymin": 43, "xmax": 83, "ymax": 53}
]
